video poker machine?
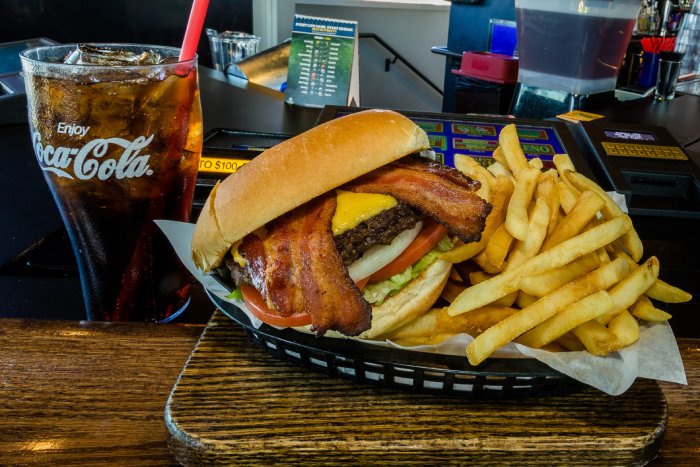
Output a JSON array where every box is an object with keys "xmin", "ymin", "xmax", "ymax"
[
  {"xmin": 573, "ymin": 120, "xmax": 700, "ymax": 219},
  {"xmin": 195, "ymin": 106, "xmax": 699, "ymax": 220}
]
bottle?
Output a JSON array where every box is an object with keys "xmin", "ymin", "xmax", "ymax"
[
  {"xmin": 649, "ymin": 1, "xmax": 661, "ymax": 35},
  {"xmin": 637, "ymin": 0, "xmax": 651, "ymax": 34}
]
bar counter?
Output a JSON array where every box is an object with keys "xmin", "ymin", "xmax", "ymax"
[{"xmin": 0, "ymin": 314, "xmax": 698, "ymax": 465}]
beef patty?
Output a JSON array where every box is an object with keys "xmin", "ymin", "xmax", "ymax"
[{"xmin": 333, "ymin": 202, "xmax": 421, "ymax": 265}]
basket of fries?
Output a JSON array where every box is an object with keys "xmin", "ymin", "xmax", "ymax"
[
  {"xmin": 439, "ymin": 124, "xmax": 690, "ymax": 367},
  {"xmin": 158, "ymin": 122, "xmax": 689, "ymax": 398}
]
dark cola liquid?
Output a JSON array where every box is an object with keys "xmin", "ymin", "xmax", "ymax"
[
  {"xmin": 24, "ymin": 54, "xmax": 202, "ymax": 322},
  {"xmin": 516, "ymin": 8, "xmax": 636, "ymax": 81},
  {"xmin": 56, "ymin": 158, "xmax": 197, "ymax": 321}
]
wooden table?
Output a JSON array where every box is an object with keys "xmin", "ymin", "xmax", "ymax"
[{"xmin": 0, "ymin": 315, "xmax": 698, "ymax": 465}]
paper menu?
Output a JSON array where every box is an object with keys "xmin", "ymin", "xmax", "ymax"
[{"xmin": 284, "ymin": 14, "xmax": 360, "ymax": 107}]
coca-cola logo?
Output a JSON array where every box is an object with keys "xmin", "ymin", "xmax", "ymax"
[{"xmin": 32, "ymin": 131, "xmax": 154, "ymax": 180}]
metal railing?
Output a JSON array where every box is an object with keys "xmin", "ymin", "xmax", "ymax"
[{"xmin": 359, "ymin": 33, "xmax": 443, "ymax": 96}]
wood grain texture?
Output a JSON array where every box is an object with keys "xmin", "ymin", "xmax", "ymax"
[
  {"xmin": 657, "ymin": 339, "xmax": 700, "ymax": 466},
  {"xmin": 164, "ymin": 312, "xmax": 679, "ymax": 466},
  {"xmin": 0, "ymin": 315, "xmax": 697, "ymax": 466},
  {"xmin": 0, "ymin": 318, "xmax": 204, "ymax": 466}
]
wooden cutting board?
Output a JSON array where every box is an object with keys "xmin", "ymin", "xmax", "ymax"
[{"xmin": 165, "ymin": 311, "xmax": 667, "ymax": 466}]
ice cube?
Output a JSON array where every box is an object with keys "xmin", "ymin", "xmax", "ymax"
[{"xmin": 62, "ymin": 44, "xmax": 166, "ymax": 66}]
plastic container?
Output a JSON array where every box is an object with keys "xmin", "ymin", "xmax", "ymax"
[{"xmin": 515, "ymin": 0, "xmax": 643, "ymax": 95}]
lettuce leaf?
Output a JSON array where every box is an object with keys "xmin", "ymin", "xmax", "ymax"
[
  {"xmin": 363, "ymin": 236, "xmax": 453, "ymax": 305},
  {"xmin": 226, "ymin": 286, "xmax": 243, "ymax": 301}
]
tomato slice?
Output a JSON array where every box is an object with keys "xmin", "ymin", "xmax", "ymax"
[
  {"xmin": 368, "ymin": 220, "xmax": 448, "ymax": 283},
  {"xmin": 241, "ymin": 275, "xmax": 371, "ymax": 328},
  {"xmin": 240, "ymin": 285, "xmax": 312, "ymax": 327},
  {"xmin": 354, "ymin": 276, "xmax": 370, "ymax": 291}
]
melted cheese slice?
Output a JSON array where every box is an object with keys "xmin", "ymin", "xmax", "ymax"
[
  {"xmin": 230, "ymin": 240, "xmax": 246, "ymax": 267},
  {"xmin": 332, "ymin": 190, "xmax": 397, "ymax": 236}
]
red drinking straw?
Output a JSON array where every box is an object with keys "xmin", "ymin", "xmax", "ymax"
[{"xmin": 179, "ymin": 0, "xmax": 210, "ymax": 62}]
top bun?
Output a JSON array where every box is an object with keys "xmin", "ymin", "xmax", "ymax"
[{"xmin": 192, "ymin": 109, "xmax": 430, "ymax": 271}]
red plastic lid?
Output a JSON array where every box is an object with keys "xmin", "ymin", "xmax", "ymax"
[{"xmin": 451, "ymin": 52, "xmax": 518, "ymax": 84}]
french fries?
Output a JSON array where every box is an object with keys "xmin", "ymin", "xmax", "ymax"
[
  {"xmin": 553, "ymin": 154, "xmax": 575, "ymax": 175},
  {"xmin": 384, "ymin": 306, "xmax": 518, "ymax": 345},
  {"xmin": 441, "ymin": 279, "xmax": 468, "ymax": 304},
  {"xmin": 611, "ymin": 249, "xmax": 692, "ymax": 304},
  {"xmin": 519, "ymin": 253, "xmax": 600, "ymax": 297},
  {"xmin": 528, "ymin": 157, "xmax": 544, "ymax": 170},
  {"xmin": 556, "ymin": 332, "xmax": 586, "ymax": 351},
  {"xmin": 630, "ymin": 295, "xmax": 672, "ymax": 322},
  {"xmin": 491, "ymin": 146, "xmax": 508, "ymax": 167},
  {"xmin": 454, "ymin": 154, "xmax": 493, "ymax": 202},
  {"xmin": 505, "ymin": 167, "xmax": 540, "ymax": 241},
  {"xmin": 540, "ymin": 191, "xmax": 605, "ymax": 251},
  {"xmin": 474, "ymin": 223, "xmax": 513, "ymax": 273},
  {"xmin": 563, "ymin": 170, "xmax": 644, "ymax": 261},
  {"xmin": 646, "ymin": 279, "xmax": 693, "ymax": 303},
  {"xmin": 504, "ymin": 196, "xmax": 550, "ymax": 271},
  {"xmin": 499, "ymin": 124, "xmax": 530, "ymax": 178},
  {"xmin": 536, "ymin": 170, "xmax": 560, "ymax": 236},
  {"xmin": 573, "ymin": 320, "xmax": 625, "ymax": 356},
  {"xmin": 448, "ymin": 215, "xmax": 632, "ymax": 316},
  {"xmin": 608, "ymin": 310, "xmax": 640, "ymax": 347},
  {"xmin": 380, "ymin": 124, "xmax": 692, "ymax": 366},
  {"xmin": 556, "ymin": 180, "xmax": 579, "ymax": 214},
  {"xmin": 465, "ymin": 257, "xmax": 631, "ymax": 365},
  {"xmin": 517, "ymin": 290, "xmax": 615, "ymax": 349},
  {"xmin": 487, "ymin": 160, "xmax": 513, "ymax": 179},
  {"xmin": 596, "ymin": 256, "xmax": 660, "ymax": 324}
]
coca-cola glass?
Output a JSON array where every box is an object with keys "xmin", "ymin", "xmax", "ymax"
[{"xmin": 20, "ymin": 44, "xmax": 202, "ymax": 322}]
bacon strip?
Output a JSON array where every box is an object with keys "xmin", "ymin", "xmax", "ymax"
[
  {"xmin": 345, "ymin": 157, "xmax": 492, "ymax": 243},
  {"xmin": 243, "ymin": 194, "xmax": 371, "ymax": 336}
]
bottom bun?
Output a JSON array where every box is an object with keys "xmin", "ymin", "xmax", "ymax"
[{"xmin": 359, "ymin": 259, "xmax": 452, "ymax": 339}]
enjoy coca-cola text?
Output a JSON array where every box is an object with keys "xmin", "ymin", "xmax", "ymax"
[{"xmin": 32, "ymin": 132, "xmax": 154, "ymax": 180}]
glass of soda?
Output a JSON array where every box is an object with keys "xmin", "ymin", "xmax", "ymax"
[{"xmin": 20, "ymin": 44, "xmax": 202, "ymax": 322}]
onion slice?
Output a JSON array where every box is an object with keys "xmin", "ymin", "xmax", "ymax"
[{"xmin": 347, "ymin": 221, "xmax": 423, "ymax": 282}]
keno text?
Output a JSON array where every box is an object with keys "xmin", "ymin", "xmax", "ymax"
[{"xmin": 32, "ymin": 132, "xmax": 155, "ymax": 180}]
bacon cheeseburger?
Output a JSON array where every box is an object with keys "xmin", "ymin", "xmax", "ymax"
[{"xmin": 192, "ymin": 109, "xmax": 491, "ymax": 339}]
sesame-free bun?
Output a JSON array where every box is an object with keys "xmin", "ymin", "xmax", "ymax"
[{"xmin": 192, "ymin": 109, "xmax": 430, "ymax": 271}]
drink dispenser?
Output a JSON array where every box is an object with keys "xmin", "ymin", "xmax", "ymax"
[{"xmin": 511, "ymin": 0, "xmax": 643, "ymax": 118}]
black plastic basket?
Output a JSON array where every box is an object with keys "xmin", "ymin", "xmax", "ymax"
[{"xmin": 208, "ymin": 292, "xmax": 585, "ymax": 399}]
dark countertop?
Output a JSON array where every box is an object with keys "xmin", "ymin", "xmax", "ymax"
[{"xmin": 0, "ymin": 68, "xmax": 698, "ymax": 334}]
